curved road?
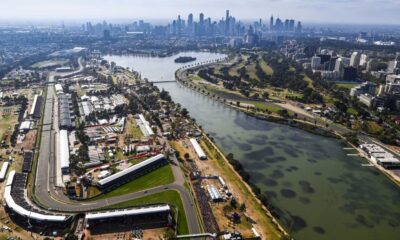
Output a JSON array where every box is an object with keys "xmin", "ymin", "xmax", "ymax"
[{"xmin": 32, "ymin": 59, "xmax": 201, "ymax": 233}]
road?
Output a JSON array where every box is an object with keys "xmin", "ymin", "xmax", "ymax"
[{"xmin": 32, "ymin": 59, "xmax": 201, "ymax": 233}]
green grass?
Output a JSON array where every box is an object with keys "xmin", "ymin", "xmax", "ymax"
[
  {"xmin": 243, "ymin": 101, "xmax": 283, "ymax": 113},
  {"xmin": 336, "ymin": 83, "xmax": 359, "ymax": 90},
  {"xmin": 364, "ymin": 121, "xmax": 384, "ymax": 135},
  {"xmin": 259, "ymin": 58, "xmax": 273, "ymax": 75},
  {"xmin": 99, "ymin": 190, "xmax": 189, "ymax": 234},
  {"xmin": 245, "ymin": 64, "xmax": 258, "ymax": 80},
  {"xmin": 303, "ymin": 75, "xmax": 314, "ymax": 89},
  {"xmin": 347, "ymin": 107, "xmax": 358, "ymax": 115},
  {"xmin": 125, "ymin": 118, "xmax": 143, "ymax": 139},
  {"xmin": 31, "ymin": 59, "xmax": 69, "ymax": 69},
  {"xmin": 90, "ymin": 164, "xmax": 174, "ymax": 200},
  {"xmin": 191, "ymin": 75, "xmax": 202, "ymax": 81},
  {"xmin": 0, "ymin": 107, "xmax": 19, "ymax": 144}
]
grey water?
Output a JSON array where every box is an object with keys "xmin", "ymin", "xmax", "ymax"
[{"xmin": 105, "ymin": 52, "xmax": 400, "ymax": 240}]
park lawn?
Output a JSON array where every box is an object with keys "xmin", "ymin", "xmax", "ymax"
[
  {"xmin": 245, "ymin": 64, "xmax": 259, "ymax": 80},
  {"xmin": 243, "ymin": 101, "xmax": 283, "ymax": 113},
  {"xmin": 228, "ymin": 54, "xmax": 248, "ymax": 77},
  {"xmin": 259, "ymin": 57, "xmax": 274, "ymax": 75},
  {"xmin": 365, "ymin": 121, "xmax": 384, "ymax": 135},
  {"xmin": 303, "ymin": 75, "xmax": 314, "ymax": 89},
  {"xmin": 191, "ymin": 75, "xmax": 202, "ymax": 81},
  {"xmin": 347, "ymin": 107, "xmax": 358, "ymax": 115},
  {"xmin": 321, "ymin": 92, "xmax": 339, "ymax": 105},
  {"xmin": 266, "ymin": 88, "xmax": 303, "ymax": 101},
  {"xmin": 124, "ymin": 117, "xmax": 143, "ymax": 139},
  {"xmin": 99, "ymin": 190, "xmax": 189, "ymax": 234},
  {"xmin": 31, "ymin": 59, "xmax": 69, "ymax": 69},
  {"xmin": 91, "ymin": 164, "xmax": 174, "ymax": 200},
  {"xmin": 0, "ymin": 108, "xmax": 19, "ymax": 144},
  {"xmin": 336, "ymin": 83, "xmax": 360, "ymax": 90}
]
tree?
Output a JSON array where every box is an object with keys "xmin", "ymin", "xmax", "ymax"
[
  {"xmin": 181, "ymin": 108, "xmax": 189, "ymax": 117},
  {"xmin": 239, "ymin": 203, "xmax": 246, "ymax": 212},
  {"xmin": 163, "ymin": 228, "xmax": 176, "ymax": 240},
  {"xmin": 184, "ymin": 153, "xmax": 190, "ymax": 160}
]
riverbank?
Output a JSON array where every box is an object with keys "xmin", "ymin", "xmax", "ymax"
[
  {"xmin": 176, "ymin": 67, "xmax": 400, "ymax": 188},
  {"xmin": 175, "ymin": 68, "xmax": 338, "ymax": 139}
]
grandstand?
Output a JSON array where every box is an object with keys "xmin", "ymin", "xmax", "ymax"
[
  {"xmin": 22, "ymin": 151, "xmax": 33, "ymax": 173},
  {"xmin": 85, "ymin": 205, "xmax": 172, "ymax": 234},
  {"xmin": 29, "ymin": 95, "xmax": 43, "ymax": 119},
  {"xmin": 3, "ymin": 171, "xmax": 71, "ymax": 235},
  {"xmin": 97, "ymin": 154, "xmax": 167, "ymax": 191}
]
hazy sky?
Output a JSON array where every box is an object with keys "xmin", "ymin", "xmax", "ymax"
[{"xmin": 0, "ymin": 0, "xmax": 399, "ymax": 25}]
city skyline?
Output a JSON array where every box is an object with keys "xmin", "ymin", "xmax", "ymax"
[{"xmin": 0, "ymin": 0, "xmax": 400, "ymax": 25}]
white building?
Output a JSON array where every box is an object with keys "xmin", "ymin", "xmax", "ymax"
[
  {"xmin": 59, "ymin": 130, "xmax": 70, "ymax": 175},
  {"xmin": 359, "ymin": 54, "xmax": 369, "ymax": 67},
  {"xmin": 137, "ymin": 114, "xmax": 154, "ymax": 137},
  {"xmin": 55, "ymin": 84, "xmax": 63, "ymax": 95},
  {"xmin": 0, "ymin": 162, "xmax": 9, "ymax": 181},
  {"xmin": 190, "ymin": 138, "xmax": 207, "ymax": 160},
  {"xmin": 350, "ymin": 52, "xmax": 361, "ymax": 67},
  {"xmin": 358, "ymin": 94, "xmax": 374, "ymax": 107}
]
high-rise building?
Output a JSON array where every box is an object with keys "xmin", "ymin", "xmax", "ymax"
[
  {"xmin": 311, "ymin": 56, "xmax": 321, "ymax": 70},
  {"xmin": 187, "ymin": 13, "xmax": 194, "ymax": 35},
  {"xmin": 342, "ymin": 66, "xmax": 357, "ymax": 81},
  {"xmin": 350, "ymin": 52, "xmax": 361, "ymax": 67},
  {"xmin": 275, "ymin": 18, "xmax": 283, "ymax": 31},
  {"xmin": 225, "ymin": 10, "xmax": 230, "ymax": 36},
  {"xmin": 387, "ymin": 60, "xmax": 400, "ymax": 74},
  {"xmin": 296, "ymin": 21, "xmax": 302, "ymax": 33},
  {"xmin": 359, "ymin": 54, "xmax": 369, "ymax": 67},
  {"xmin": 199, "ymin": 13, "xmax": 205, "ymax": 36},
  {"xmin": 103, "ymin": 29, "xmax": 111, "ymax": 39},
  {"xmin": 335, "ymin": 57, "xmax": 350, "ymax": 74},
  {"xmin": 284, "ymin": 19, "xmax": 289, "ymax": 31},
  {"xmin": 270, "ymin": 15, "xmax": 274, "ymax": 31},
  {"xmin": 289, "ymin": 19, "xmax": 295, "ymax": 32}
]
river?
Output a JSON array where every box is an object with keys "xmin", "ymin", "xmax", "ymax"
[{"xmin": 105, "ymin": 52, "xmax": 400, "ymax": 240}]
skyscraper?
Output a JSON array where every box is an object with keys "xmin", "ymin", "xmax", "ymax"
[
  {"xmin": 350, "ymin": 52, "xmax": 361, "ymax": 67},
  {"xmin": 270, "ymin": 15, "xmax": 274, "ymax": 31},
  {"xmin": 187, "ymin": 13, "xmax": 194, "ymax": 35},
  {"xmin": 199, "ymin": 13, "xmax": 205, "ymax": 36},
  {"xmin": 296, "ymin": 21, "xmax": 302, "ymax": 33},
  {"xmin": 225, "ymin": 10, "xmax": 230, "ymax": 36}
]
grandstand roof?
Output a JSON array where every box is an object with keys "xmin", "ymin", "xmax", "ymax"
[
  {"xmin": 85, "ymin": 205, "xmax": 170, "ymax": 220},
  {"xmin": 97, "ymin": 154, "xmax": 165, "ymax": 187}
]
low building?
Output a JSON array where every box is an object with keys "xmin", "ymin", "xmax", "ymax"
[
  {"xmin": 0, "ymin": 162, "xmax": 10, "ymax": 181},
  {"xmin": 360, "ymin": 144, "xmax": 400, "ymax": 168},
  {"xmin": 59, "ymin": 130, "xmax": 70, "ymax": 175},
  {"xmin": 59, "ymin": 94, "xmax": 75, "ymax": 129},
  {"xmin": 29, "ymin": 95, "xmax": 43, "ymax": 119},
  {"xmin": 137, "ymin": 114, "xmax": 154, "ymax": 137},
  {"xmin": 19, "ymin": 121, "xmax": 33, "ymax": 132},
  {"xmin": 207, "ymin": 184, "xmax": 223, "ymax": 202},
  {"xmin": 55, "ymin": 84, "xmax": 63, "ymax": 95},
  {"xmin": 190, "ymin": 138, "xmax": 207, "ymax": 160}
]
